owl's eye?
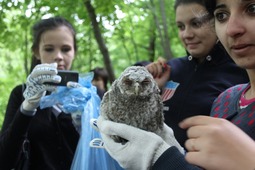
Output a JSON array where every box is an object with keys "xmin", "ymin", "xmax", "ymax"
[
  {"xmin": 124, "ymin": 79, "xmax": 133, "ymax": 86},
  {"xmin": 142, "ymin": 79, "xmax": 150, "ymax": 85}
]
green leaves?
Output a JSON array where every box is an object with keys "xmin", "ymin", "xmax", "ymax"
[{"xmin": 0, "ymin": 0, "xmax": 186, "ymax": 128}]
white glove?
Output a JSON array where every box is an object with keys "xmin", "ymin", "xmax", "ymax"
[
  {"xmin": 21, "ymin": 63, "xmax": 61, "ymax": 115},
  {"xmin": 91, "ymin": 116, "xmax": 183, "ymax": 170},
  {"xmin": 159, "ymin": 123, "xmax": 185, "ymax": 154}
]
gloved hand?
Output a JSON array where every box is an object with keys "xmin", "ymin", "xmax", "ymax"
[
  {"xmin": 90, "ymin": 116, "xmax": 183, "ymax": 170},
  {"xmin": 159, "ymin": 123, "xmax": 185, "ymax": 154},
  {"xmin": 21, "ymin": 63, "xmax": 61, "ymax": 115}
]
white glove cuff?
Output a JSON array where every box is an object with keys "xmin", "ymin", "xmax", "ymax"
[
  {"xmin": 152, "ymin": 141, "xmax": 170, "ymax": 165},
  {"xmin": 21, "ymin": 100, "xmax": 37, "ymax": 116}
]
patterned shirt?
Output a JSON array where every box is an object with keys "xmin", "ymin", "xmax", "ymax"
[
  {"xmin": 153, "ymin": 83, "xmax": 255, "ymax": 170},
  {"xmin": 211, "ymin": 83, "xmax": 255, "ymax": 140}
]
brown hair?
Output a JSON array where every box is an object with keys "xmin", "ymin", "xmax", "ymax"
[{"xmin": 30, "ymin": 16, "xmax": 77, "ymax": 72}]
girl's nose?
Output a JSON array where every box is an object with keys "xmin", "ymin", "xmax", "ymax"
[
  {"xmin": 54, "ymin": 51, "xmax": 64, "ymax": 61},
  {"xmin": 226, "ymin": 14, "xmax": 245, "ymax": 38},
  {"xmin": 182, "ymin": 26, "xmax": 194, "ymax": 39}
]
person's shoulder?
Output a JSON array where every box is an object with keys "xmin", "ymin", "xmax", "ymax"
[
  {"xmin": 227, "ymin": 83, "xmax": 247, "ymax": 92},
  {"xmin": 96, "ymin": 87, "xmax": 105, "ymax": 99},
  {"xmin": 168, "ymin": 56, "xmax": 188, "ymax": 65},
  {"xmin": 11, "ymin": 84, "xmax": 25, "ymax": 92},
  {"xmin": 9, "ymin": 83, "xmax": 25, "ymax": 98},
  {"xmin": 217, "ymin": 83, "xmax": 248, "ymax": 99},
  {"xmin": 211, "ymin": 84, "xmax": 248, "ymax": 117}
]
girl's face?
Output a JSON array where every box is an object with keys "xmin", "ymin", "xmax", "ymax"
[
  {"xmin": 176, "ymin": 3, "xmax": 217, "ymax": 60},
  {"xmin": 214, "ymin": 0, "xmax": 255, "ymax": 69},
  {"xmin": 36, "ymin": 26, "xmax": 75, "ymax": 70},
  {"xmin": 92, "ymin": 77, "xmax": 106, "ymax": 91}
]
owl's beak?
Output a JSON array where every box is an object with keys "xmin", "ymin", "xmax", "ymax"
[{"xmin": 135, "ymin": 82, "xmax": 139, "ymax": 95}]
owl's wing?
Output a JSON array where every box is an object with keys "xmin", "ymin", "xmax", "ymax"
[{"xmin": 99, "ymin": 90, "xmax": 112, "ymax": 119}]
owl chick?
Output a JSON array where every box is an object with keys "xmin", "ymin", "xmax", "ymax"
[{"xmin": 100, "ymin": 66, "xmax": 164, "ymax": 143}]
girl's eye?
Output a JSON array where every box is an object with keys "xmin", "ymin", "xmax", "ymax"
[
  {"xmin": 191, "ymin": 20, "xmax": 202, "ymax": 28},
  {"xmin": 177, "ymin": 24, "xmax": 185, "ymax": 31},
  {"xmin": 247, "ymin": 4, "xmax": 255, "ymax": 14},
  {"xmin": 62, "ymin": 47, "xmax": 71, "ymax": 53},
  {"xmin": 44, "ymin": 47, "xmax": 54, "ymax": 52},
  {"xmin": 191, "ymin": 18, "xmax": 204, "ymax": 28},
  {"xmin": 214, "ymin": 12, "xmax": 228, "ymax": 22}
]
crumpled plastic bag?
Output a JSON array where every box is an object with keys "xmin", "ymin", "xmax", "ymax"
[{"xmin": 40, "ymin": 72, "xmax": 122, "ymax": 170}]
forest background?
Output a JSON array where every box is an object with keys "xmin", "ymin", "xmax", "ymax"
[{"xmin": 0, "ymin": 0, "xmax": 186, "ymax": 128}]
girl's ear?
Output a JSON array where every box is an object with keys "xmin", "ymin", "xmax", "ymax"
[
  {"xmin": 33, "ymin": 49, "xmax": 41, "ymax": 60},
  {"xmin": 35, "ymin": 55, "xmax": 40, "ymax": 60}
]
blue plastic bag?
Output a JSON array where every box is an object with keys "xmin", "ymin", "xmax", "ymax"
[{"xmin": 40, "ymin": 72, "xmax": 122, "ymax": 170}]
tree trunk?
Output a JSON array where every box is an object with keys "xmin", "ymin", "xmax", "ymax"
[
  {"xmin": 84, "ymin": 0, "xmax": 115, "ymax": 83},
  {"xmin": 149, "ymin": 0, "xmax": 165, "ymax": 58},
  {"xmin": 147, "ymin": 21, "xmax": 156, "ymax": 62},
  {"xmin": 159, "ymin": 0, "xmax": 173, "ymax": 60}
]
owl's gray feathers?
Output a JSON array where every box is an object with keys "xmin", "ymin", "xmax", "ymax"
[{"xmin": 100, "ymin": 66, "xmax": 164, "ymax": 143}]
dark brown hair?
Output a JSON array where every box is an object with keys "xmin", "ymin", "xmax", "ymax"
[
  {"xmin": 91, "ymin": 67, "xmax": 109, "ymax": 91},
  {"xmin": 30, "ymin": 16, "xmax": 77, "ymax": 72},
  {"xmin": 174, "ymin": 0, "xmax": 215, "ymax": 13}
]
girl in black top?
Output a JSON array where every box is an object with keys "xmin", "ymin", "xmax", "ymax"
[{"xmin": 0, "ymin": 16, "xmax": 79, "ymax": 170}]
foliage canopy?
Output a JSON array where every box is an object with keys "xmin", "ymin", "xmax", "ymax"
[{"xmin": 0, "ymin": 0, "xmax": 185, "ymax": 128}]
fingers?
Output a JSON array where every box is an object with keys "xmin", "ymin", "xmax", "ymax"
[
  {"xmin": 99, "ymin": 132, "xmax": 127, "ymax": 156},
  {"xmin": 146, "ymin": 63, "xmax": 160, "ymax": 78},
  {"xmin": 27, "ymin": 91, "xmax": 47, "ymax": 101},
  {"xmin": 67, "ymin": 81, "xmax": 82, "ymax": 88},
  {"xmin": 44, "ymin": 84, "xmax": 58, "ymax": 92},
  {"xmin": 31, "ymin": 74, "xmax": 61, "ymax": 85},
  {"xmin": 24, "ymin": 84, "xmax": 50, "ymax": 99},
  {"xmin": 29, "ymin": 63, "xmax": 61, "ymax": 85},
  {"xmin": 90, "ymin": 118, "xmax": 99, "ymax": 131},
  {"xmin": 97, "ymin": 116, "xmax": 123, "ymax": 135},
  {"xmin": 162, "ymin": 123, "xmax": 174, "ymax": 134},
  {"xmin": 186, "ymin": 124, "xmax": 210, "ymax": 139},
  {"xmin": 90, "ymin": 138, "xmax": 105, "ymax": 148},
  {"xmin": 185, "ymin": 138, "xmax": 200, "ymax": 152},
  {"xmin": 98, "ymin": 116, "xmax": 144, "ymax": 140},
  {"xmin": 98, "ymin": 117, "xmax": 129, "ymax": 136},
  {"xmin": 31, "ymin": 63, "xmax": 58, "ymax": 78},
  {"xmin": 180, "ymin": 116, "xmax": 229, "ymax": 138},
  {"xmin": 179, "ymin": 115, "xmax": 216, "ymax": 129},
  {"xmin": 146, "ymin": 60, "xmax": 169, "ymax": 78},
  {"xmin": 185, "ymin": 152, "xmax": 206, "ymax": 168}
]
